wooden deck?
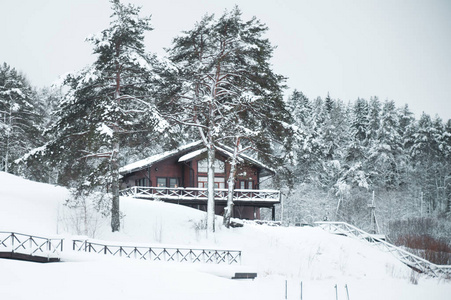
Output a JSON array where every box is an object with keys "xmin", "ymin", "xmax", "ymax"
[{"xmin": 119, "ymin": 186, "xmax": 281, "ymax": 207}]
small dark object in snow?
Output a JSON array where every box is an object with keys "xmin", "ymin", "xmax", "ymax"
[
  {"xmin": 230, "ymin": 221, "xmax": 244, "ymax": 228},
  {"xmin": 232, "ymin": 272, "xmax": 257, "ymax": 280}
]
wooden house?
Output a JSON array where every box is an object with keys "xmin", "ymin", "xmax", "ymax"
[{"xmin": 119, "ymin": 141, "xmax": 280, "ymax": 220}]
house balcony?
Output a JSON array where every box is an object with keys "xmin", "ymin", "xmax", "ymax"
[{"xmin": 119, "ymin": 186, "xmax": 281, "ymax": 207}]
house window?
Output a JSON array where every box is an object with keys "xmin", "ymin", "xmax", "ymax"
[
  {"xmin": 157, "ymin": 177, "xmax": 167, "ymax": 187},
  {"xmin": 169, "ymin": 178, "xmax": 179, "ymax": 188},
  {"xmin": 239, "ymin": 180, "xmax": 253, "ymax": 189},
  {"xmin": 135, "ymin": 178, "xmax": 147, "ymax": 186},
  {"xmin": 197, "ymin": 158, "xmax": 225, "ymax": 174},
  {"xmin": 198, "ymin": 177, "xmax": 207, "ymax": 188},
  {"xmin": 216, "ymin": 177, "xmax": 225, "ymax": 189},
  {"xmin": 198, "ymin": 176, "xmax": 225, "ymax": 189}
]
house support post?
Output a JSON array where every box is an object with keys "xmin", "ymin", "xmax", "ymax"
[{"xmin": 272, "ymin": 206, "xmax": 276, "ymax": 221}]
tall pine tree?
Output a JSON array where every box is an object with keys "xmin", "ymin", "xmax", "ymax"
[
  {"xmin": 37, "ymin": 0, "xmax": 165, "ymax": 232},
  {"xmin": 164, "ymin": 7, "xmax": 287, "ymax": 232}
]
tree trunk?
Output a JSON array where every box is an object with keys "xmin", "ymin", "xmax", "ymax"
[
  {"xmin": 206, "ymin": 142, "xmax": 216, "ymax": 234},
  {"xmin": 224, "ymin": 138, "xmax": 239, "ymax": 228},
  {"xmin": 110, "ymin": 141, "xmax": 120, "ymax": 232},
  {"xmin": 111, "ymin": 55, "xmax": 121, "ymax": 232},
  {"xmin": 4, "ymin": 105, "xmax": 11, "ymax": 173}
]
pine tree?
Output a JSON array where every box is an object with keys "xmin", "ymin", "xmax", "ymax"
[
  {"xmin": 220, "ymin": 90, "xmax": 292, "ymax": 227},
  {"xmin": 165, "ymin": 7, "xmax": 287, "ymax": 232},
  {"xmin": 36, "ymin": 0, "xmax": 164, "ymax": 232}
]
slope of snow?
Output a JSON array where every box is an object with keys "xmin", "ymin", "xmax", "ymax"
[
  {"xmin": 0, "ymin": 172, "xmax": 69, "ymax": 235},
  {"xmin": 1, "ymin": 172, "xmax": 450, "ymax": 299}
]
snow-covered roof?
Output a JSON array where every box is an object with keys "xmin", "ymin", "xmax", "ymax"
[
  {"xmin": 178, "ymin": 148, "xmax": 207, "ymax": 162},
  {"xmin": 178, "ymin": 147, "xmax": 246, "ymax": 164},
  {"xmin": 120, "ymin": 140, "xmax": 275, "ymax": 176},
  {"xmin": 119, "ymin": 141, "xmax": 202, "ymax": 174},
  {"xmin": 217, "ymin": 143, "xmax": 275, "ymax": 176}
]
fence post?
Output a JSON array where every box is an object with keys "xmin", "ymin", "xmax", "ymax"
[
  {"xmin": 300, "ymin": 281, "xmax": 303, "ymax": 300},
  {"xmin": 285, "ymin": 280, "xmax": 287, "ymax": 299}
]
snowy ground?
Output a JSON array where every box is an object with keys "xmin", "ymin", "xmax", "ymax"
[{"xmin": 1, "ymin": 171, "xmax": 450, "ymax": 299}]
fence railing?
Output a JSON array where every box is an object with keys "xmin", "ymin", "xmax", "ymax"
[
  {"xmin": 315, "ymin": 222, "xmax": 451, "ymax": 278},
  {"xmin": 0, "ymin": 231, "xmax": 63, "ymax": 259},
  {"xmin": 120, "ymin": 186, "xmax": 280, "ymax": 204},
  {"xmin": 73, "ymin": 239, "xmax": 241, "ymax": 265}
]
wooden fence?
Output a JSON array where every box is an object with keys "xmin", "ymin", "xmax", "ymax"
[
  {"xmin": 73, "ymin": 239, "xmax": 241, "ymax": 265},
  {"xmin": 0, "ymin": 231, "xmax": 63, "ymax": 262}
]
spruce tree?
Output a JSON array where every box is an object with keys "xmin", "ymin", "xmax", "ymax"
[
  {"xmin": 286, "ymin": 90, "xmax": 319, "ymax": 183},
  {"xmin": 351, "ymin": 98, "xmax": 370, "ymax": 142},
  {"xmin": 368, "ymin": 96, "xmax": 381, "ymax": 141},
  {"xmin": 369, "ymin": 100, "xmax": 403, "ymax": 188},
  {"xmin": 0, "ymin": 63, "xmax": 42, "ymax": 174}
]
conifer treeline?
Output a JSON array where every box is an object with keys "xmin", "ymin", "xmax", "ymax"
[{"xmin": 281, "ymin": 90, "xmax": 450, "ymax": 230}]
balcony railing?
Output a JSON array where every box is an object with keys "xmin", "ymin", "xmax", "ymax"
[{"xmin": 119, "ymin": 186, "xmax": 281, "ymax": 204}]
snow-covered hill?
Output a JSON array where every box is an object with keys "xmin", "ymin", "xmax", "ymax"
[{"xmin": 1, "ymin": 171, "xmax": 450, "ymax": 299}]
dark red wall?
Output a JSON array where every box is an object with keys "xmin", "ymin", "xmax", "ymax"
[{"xmin": 123, "ymin": 153, "xmax": 259, "ymax": 190}]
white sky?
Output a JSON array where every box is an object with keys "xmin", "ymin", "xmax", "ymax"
[{"xmin": 1, "ymin": 0, "xmax": 450, "ymax": 120}]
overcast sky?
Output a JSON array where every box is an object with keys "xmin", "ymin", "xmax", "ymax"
[{"xmin": 1, "ymin": 0, "xmax": 450, "ymax": 120}]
